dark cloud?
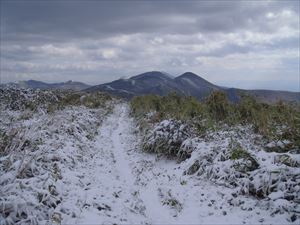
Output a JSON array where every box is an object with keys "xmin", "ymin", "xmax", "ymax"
[{"xmin": 2, "ymin": 0, "xmax": 298, "ymax": 42}]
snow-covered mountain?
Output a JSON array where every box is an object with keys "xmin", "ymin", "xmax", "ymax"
[{"xmin": 86, "ymin": 71, "xmax": 300, "ymax": 103}]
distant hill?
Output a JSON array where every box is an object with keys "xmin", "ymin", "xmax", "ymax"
[
  {"xmin": 174, "ymin": 72, "xmax": 220, "ymax": 99},
  {"xmin": 86, "ymin": 71, "xmax": 220, "ymax": 100},
  {"xmin": 4, "ymin": 72, "xmax": 299, "ymax": 103},
  {"xmin": 86, "ymin": 71, "xmax": 183, "ymax": 98},
  {"xmin": 86, "ymin": 71, "xmax": 300, "ymax": 103},
  {"xmin": 242, "ymin": 89, "xmax": 300, "ymax": 104},
  {"xmin": 11, "ymin": 80, "xmax": 91, "ymax": 91}
]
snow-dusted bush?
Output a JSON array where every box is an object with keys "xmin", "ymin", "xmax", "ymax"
[
  {"xmin": 142, "ymin": 119, "xmax": 191, "ymax": 159},
  {"xmin": 0, "ymin": 88, "xmax": 113, "ymax": 224},
  {"xmin": 0, "ymin": 87, "xmax": 112, "ymax": 114},
  {"xmin": 131, "ymin": 92, "xmax": 300, "ymax": 150},
  {"xmin": 131, "ymin": 93, "xmax": 300, "ymax": 219},
  {"xmin": 180, "ymin": 127, "xmax": 300, "ymax": 214},
  {"xmin": 139, "ymin": 113, "xmax": 299, "ymax": 215},
  {"xmin": 0, "ymin": 88, "xmax": 60, "ymax": 112}
]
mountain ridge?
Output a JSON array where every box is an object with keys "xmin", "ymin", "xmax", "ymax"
[
  {"xmin": 86, "ymin": 71, "xmax": 300, "ymax": 103},
  {"xmin": 5, "ymin": 80, "xmax": 91, "ymax": 91},
  {"xmin": 3, "ymin": 71, "xmax": 299, "ymax": 103}
]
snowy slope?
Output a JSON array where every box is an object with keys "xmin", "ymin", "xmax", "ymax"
[
  {"xmin": 0, "ymin": 90, "xmax": 299, "ymax": 224},
  {"xmin": 60, "ymin": 104, "xmax": 299, "ymax": 224}
]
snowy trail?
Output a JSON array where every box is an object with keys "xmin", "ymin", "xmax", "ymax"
[
  {"xmin": 60, "ymin": 103, "xmax": 178, "ymax": 224},
  {"xmin": 109, "ymin": 106, "xmax": 136, "ymax": 186},
  {"xmin": 59, "ymin": 103, "xmax": 292, "ymax": 225},
  {"xmin": 109, "ymin": 105, "xmax": 175, "ymax": 223},
  {"xmin": 60, "ymin": 103, "xmax": 150, "ymax": 224},
  {"xmin": 94, "ymin": 104, "xmax": 175, "ymax": 224}
]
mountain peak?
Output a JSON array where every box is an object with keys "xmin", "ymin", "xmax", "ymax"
[
  {"xmin": 181, "ymin": 72, "xmax": 198, "ymax": 77},
  {"xmin": 26, "ymin": 79, "xmax": 45, "ymax": 83},
  {"xmin": 176, "ymin": 72, "xmax": 214, "ymax": 83},
  {"xmin": 177, "ymin": 72, "xmax": 202, "ymax": 79},
  {"xmin": 131, "ymin": 71, "xmax": 172, "ymax": 80}
]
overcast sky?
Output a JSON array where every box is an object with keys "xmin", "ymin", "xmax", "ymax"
[{"xmin": 1, "ymin": 0, "xmax": 299, "ymax": 91}]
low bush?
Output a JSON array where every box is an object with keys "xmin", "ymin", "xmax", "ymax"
[
  {"xmin": 142, "ymin": 120, "xmax": 191, "ymax": 159},
  {"xmin": 0, "ymin": 88, "xmax": 113, "ymax": 114},
  {"xmin": 229, "ymin": 139, "xmax": 259, "ymax": 172}
]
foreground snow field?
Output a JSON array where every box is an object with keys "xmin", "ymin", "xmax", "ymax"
[
  {"xmin": 0, "ymin": 90, "xmax": 299, "ymax": 224},
  {"xmin": 59, "ymin": 104, "xmax": 298, "ymax": 225}
]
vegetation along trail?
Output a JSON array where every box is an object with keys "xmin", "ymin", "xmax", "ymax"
[
  {"xmin": 0, "ymin": 88, "xmax": 298, "ymax": 224},
  {"xmin": 60, "ymin": 103, "xmax": 294, "ymax": 224}
]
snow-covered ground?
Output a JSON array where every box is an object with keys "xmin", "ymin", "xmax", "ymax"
[{"xmin": 1, "ymin": 100, "xmax": 299, "ymax": 224}]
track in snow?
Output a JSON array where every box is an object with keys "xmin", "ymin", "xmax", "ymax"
[{"xmin": 60, "ymin": 103, "xmax": 289, "ymax": 225}]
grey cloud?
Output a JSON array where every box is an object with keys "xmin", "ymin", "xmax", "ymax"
[
  {"xmin": 1, "ymin": 0, "xmax": 299, "ymax": 91},
  {"xmin": 2, "ymin": 1, "xmax": 298, "ymax": 42}
]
